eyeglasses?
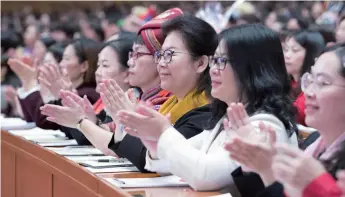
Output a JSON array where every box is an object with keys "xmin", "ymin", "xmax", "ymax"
[
  {"xmin": 301, "ymin": 72, "xmax": 345, "ymax": 92},
  {"xmin": 128, "ymin": 51, "xmax": 152, "ymax": 60},
  {"xmin": 154, "ymin": 49, "xmax": 192, "ymax": 65},
  {"xmin": 209, "ymin": 56, "xmax": 229, "ymax": 70}
]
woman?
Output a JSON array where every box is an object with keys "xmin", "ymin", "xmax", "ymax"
[
  {"xmin": 117, "ymin": 23, "xmax": 298, "ymax": 191},
  {"xmin": 44, "ymin": 36, "xmax": 136, "ymax": 145},
  {"xmin": 40, "ymin": 9, "xmax": 183, "ymax": 156},
  {"xmin": 283, "ymin": 31, "xmax": 325, "ymax": 125},
  {"xmin": 8, "ymin": 38, "xmax": 101, "ymax": 130},
  {"xmin": 32, "ymin": 36, "xmax": 56, "ymax": 66},
  {"xmin": 226, "ymin": 46, "xmax": 345, "ymax": 197}
]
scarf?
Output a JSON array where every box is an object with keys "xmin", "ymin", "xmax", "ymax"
[
  {"xmin": 93, "ymin": 98, "xmax": 104, "ymax": 114},
  {"xmin": 159, "ymin": 90, "xmax": 209, "ymax": 125},
  {"xmin": 304, "ymin": 132, "xmax": 345, "ymax": 160}
]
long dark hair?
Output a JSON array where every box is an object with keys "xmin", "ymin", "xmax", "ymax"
[
  {"xmin": 162, "ymin": 15, "xmax": 218, "ymax": 100},
  {"xmin": 209, "ymin": 24, "xmax": 297, "ymax": 135},
  {"xmin": 322, "ymin": 46, "xmax": 345, "ymax": 177},
  {"xmin": 70, "ymin": 38, "xmax": 102, "ymax": 86}
]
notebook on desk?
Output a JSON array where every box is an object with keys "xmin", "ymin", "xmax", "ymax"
[{"xmin": 104, "ymin": 175, "xmax": 189, "ymax": 188}]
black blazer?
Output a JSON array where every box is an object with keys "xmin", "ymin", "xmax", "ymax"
[
  {"xmin": 232, "ymin": 131, "xmax": 321, "ymax": 197},
  {"xmin": 108, "ymin": 104, "xmax": 213, "ymax": 172}
]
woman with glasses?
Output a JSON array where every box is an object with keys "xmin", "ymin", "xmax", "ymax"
[
  {"xmin": 40, "ymin": 9, "xmax": 189, "ymax": 161},
  {"xmin": 224, "ymin": 46, "xmax": 345, "ymax": 197},
  {"xmin": 8, "ymin": 38, "xmax": 101, "ymax": 130},
  {"xmin": 116, "ymin": 24, "xmax": 298, "ymax": 192},
  {"xmin": 282, "ymin": 31, "xmax": 325, "ymax": 125}
]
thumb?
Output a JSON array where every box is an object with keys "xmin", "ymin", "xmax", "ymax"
[
  {"xmin": 136, "ymin": 104, "xmax": 157, "ymax": 117},
  {"xmin": 83, "ymin": 95, "xmax": 93, "ymax": 112},
  {"xmin": 165, "ymin": 113, "xmax": 171, "ymax": 123}
]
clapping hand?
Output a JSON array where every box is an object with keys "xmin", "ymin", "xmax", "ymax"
[
  {"xmin": 38, "ymin": 64, "xmax": 74, "ymax": 98},
  {"xmin": 99, "ymin": 79, "xmax": 134, "ymax": 122}
]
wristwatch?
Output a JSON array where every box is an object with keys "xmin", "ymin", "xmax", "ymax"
[{"xmin": 76, "ymin": 117, "xmax": 87, "ymax": 130}]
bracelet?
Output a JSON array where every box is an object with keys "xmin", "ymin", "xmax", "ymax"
[{"xmin": 76, "ymin": 117, "xmax": 87, "ymax": 130}]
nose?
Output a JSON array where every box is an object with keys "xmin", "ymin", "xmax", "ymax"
[
  {"xmin": 157, "ymin": 58, "xmax": 167, "ymax": 68},
  {"xmin": 95, "ymin": 67, "xmax": 101, "ymax": 77},
  {"xmin": 304, "ymin": 83, "xmax": 316, "ymax": 98},
  {"xmin": 209, "ymin": 64, "xmax": 220, "ymax": 76}
]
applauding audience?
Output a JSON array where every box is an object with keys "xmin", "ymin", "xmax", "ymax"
[
  {"xmin": 117, "ymin": 23, "xmax": 298, "ymax": 191},
  {"xmin": 225, "ymin": 46, "xmax": 345, "ymax": 197}
]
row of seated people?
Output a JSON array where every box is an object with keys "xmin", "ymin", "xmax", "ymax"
[{"xmin": 6, "ymin": 8, "xmax": 345, "ymax": 197}]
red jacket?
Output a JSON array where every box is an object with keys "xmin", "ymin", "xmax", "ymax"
[{"xmin": 303, "ymin": 173, "xmax": 342, "ymax": 197}]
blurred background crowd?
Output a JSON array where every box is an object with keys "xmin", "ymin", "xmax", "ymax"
[{"xmin": 1, "ymin": 1, "xmax": 345, "ymax": 116}]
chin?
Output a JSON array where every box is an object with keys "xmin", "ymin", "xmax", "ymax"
[
  {"xmin": 305, "ymin": 116, "xmax": 318, "ymax": 128},
  {"xmin": 210, "ymin": 90, "xmax": 222, "ymax": 101}
]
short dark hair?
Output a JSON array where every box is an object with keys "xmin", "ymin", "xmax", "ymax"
[
  {"xmin": 40, "ymin": 36, "xmax": 56, "ymax": 49},
  {"xmin": 162, "ymin": 15, "xmax": 218, "ymax": 99},
  {"xmin": 1, "ymin": 30, "xmax": 23, "ymax": 52},
  {"xmin": 210, "ymin": 24, "xmax": 297, "ymax": 135},
  {"xmin": 70, "ymin": 38, "xmax": 103, "ymax": 86},
  {"xmin": 47, "ymin": 42, "xmax": 67, "ymax": 63},
  {"xmin": 102, "ymin": 33, "xmax": 136, "ymax": 71},
  {"xmin": 88, "ymin": 18, "xmax": 105, "ymax": 42}
]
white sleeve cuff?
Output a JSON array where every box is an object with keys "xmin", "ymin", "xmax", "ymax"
[
  {"xmin": 157, "ymin": 126, "xmax": 186, "ymax": 160},
  {"xmin": 17, "ymin": 86, "xmax": 40, "ymax": 99},
  {"xmin": 144, "ymin": 150, "xmax": 170, "ymax": 173}
]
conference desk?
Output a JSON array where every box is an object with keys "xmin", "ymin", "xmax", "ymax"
[{"xmin": 1, "ymin": 130, "xmax": 219, "ymax": 197}]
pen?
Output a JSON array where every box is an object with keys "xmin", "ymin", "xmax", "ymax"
[
  {"xmin": 113, "ymin": 179, "xmax": 126, "ymax": 185},
  {"xmin": 97, "ymin": 159, "xmax": 125, "ymax": 163}
]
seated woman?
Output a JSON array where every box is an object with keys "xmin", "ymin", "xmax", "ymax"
[
  {"xmin": 226, "ymin": 46, "xmax": 345, "ymax": 197},
  {"xmin": 117, "ymin": 23, "xmax": 298, "ymax": 191},
  {"xmin": 282, "ymin": 31, "xmax": 325, "ymax": 125},
  {"xmin": 8, "ymin": 38, "xmax": 101, "ymax": 130},
  {"xmin": 40, "ymin": 8, "xmax": 184, "ymax": 156},
  {"xmin": 47, "ymin": 36, "xmax": 136, "ymax": 145}
]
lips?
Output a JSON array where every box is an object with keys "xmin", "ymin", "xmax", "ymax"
[
  {"xmin": 305, "ymin": 104, "xmax": 319, "ymax": 114},
  {"xmin": 211, "ymin": 80, "xmax": 222, "ymax": 87}
]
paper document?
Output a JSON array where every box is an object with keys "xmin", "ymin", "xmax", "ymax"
[
  {"xmin": 104, "ymin": 175, "xmax": 189, "ymax": 188},
  {"xmin": 38, "ymin": 139, "xmax": 78, "ymax": 147},
  {"xmin": 24, "ymin": 135, "xmax": 68, "ymax": 142},
  {"xmin": 1, "ymin": 117, "xmax": 35, "ymax": 130},
  {"xmin": 78, "ymin": 160, "xmax": 133, "ymax": 168},
  {"xmin": 66, "ymin": 155, "xmax": 120, "ymax": 162},
  {"xmin": 209, "ymin": 194, "xmax": 233, "ymax": 197},
  {"xmin": 47, "ymin": 147, "xmax": 104, "ymax": 156},
  {"xmin": 9, "ymin": 128, "xmax": 65, "ymax": 137},
  {"xmin": 85, "ymin": 166, "xmax": 139, "ymax": 173}
]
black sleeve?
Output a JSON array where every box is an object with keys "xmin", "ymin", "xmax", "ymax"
[
  {"xmin": 231, "ymin": 167, "xmax": 265, "ymax": 197},
  {"xmin": 108, "ymin": 105, "xmax": 211, "ymax": 173},
  {"xmin": 255, "ymin": 182, "xmax": 285, "ymax": 197},
  {"xmin": 108, "ymin": 134, "xmax": 150, "ymax": 172}
]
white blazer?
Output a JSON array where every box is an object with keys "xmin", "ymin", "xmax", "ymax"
[{"xmin": 145, "ymin": 113, "xmax": 298, "ymax": 191}]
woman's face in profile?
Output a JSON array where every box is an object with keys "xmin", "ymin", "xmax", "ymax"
[
  {"xmin": 304, "ymin": 51, "xmax": 345, "ymax": 130},
  {"xmin": 209, "ymin": 40, "xmax": 238, "ymax": 104},
  {"xmin": 283, "ymin": 37, "xmax": 306, "ymax": 79}
]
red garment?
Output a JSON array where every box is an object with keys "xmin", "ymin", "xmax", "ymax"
[
  {"xmin": 303, "ymin": 173, "xmax": 342, "ymax": 197},
  {"xmin": 93, "ymin": 98, "xmax": 104, "ymax": 114},
  {"xmin": 294, "ymin": 92, "xmax": 306, "ymax": 125},
  {"xmin": 291, "ymin": 80, "xmax": 306, "ymax": 125}
]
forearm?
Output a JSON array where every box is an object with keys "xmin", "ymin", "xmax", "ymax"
[{"xmin": 79, "ymin": 119, "xmax": 114, "ymax": 155}]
